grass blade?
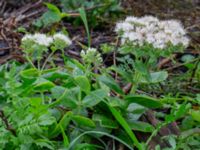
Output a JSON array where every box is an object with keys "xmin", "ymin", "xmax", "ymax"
[
  {"xmin": 108, "ymin": 104, "xmax": 143, "ymax": 150},
  {"xmin": 78, "ymin": 7, "xmax": 91, "ymax": 47}
]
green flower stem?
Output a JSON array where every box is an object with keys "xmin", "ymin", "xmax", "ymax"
[
  {"xmin": 41, "ymin": 51, "xmax": 55, "ymax": 71},
  {"xmin": 61, "ymin": 49, "xmax": 68, "ymax": 66},
  {"xmin": 25, "ymin": 55, "xmax": 37, "ymax": 69}
]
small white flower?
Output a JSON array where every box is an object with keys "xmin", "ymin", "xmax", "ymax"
[
  {"xmin": 146, "ymin": 34, "xmax": 156, "ymax": 43},
  {"xmin": 125, "ymin": 32, "xmax": 144, "ymax": 42},
  {"xmin": 115, "ymin": 22, "xmax": 134, "ymax": 32},
  {"xmin": 153, "ymin": 42, "xmax": 165, "ymax": 49},
  {"xmin": 33, "ymin": 33, "xmax": 53, "ymax": 46},
  {"xmin": 182, "ymin": 37, "xmax": 190, "ymax": 47},
  {"xmin": 80, "ymin": 50, "xmax": 86, "ymax": 56},
  {"xmin": 53, "ymin": 33, "xmax": 72, "ymax": 46},
  {"xmin": 125, "ymin": 16, "xmax": 139, "ymax": 23},
  {"xmin": 87, "ymin": 47, "xmax": 97, "ymax": 53},
  {"xmin": 140, "ymin": 16, "xmax": 159, "ymax": 24}
]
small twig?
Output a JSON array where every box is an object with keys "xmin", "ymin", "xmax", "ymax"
[
  {"xmin": 0, "ymin": 109, "xmax": 16, "ymax": 136},
  {"xmin": 158, "ymin": 54, "xmax": 176, "ymax": 69},
  {"xmin": 123, "ymin": 83, "xmax": 132, "ymax": 94}
]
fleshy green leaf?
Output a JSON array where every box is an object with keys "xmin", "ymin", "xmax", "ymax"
[
  {"xmin": 20, "ymin": 68, "xmax": 39, "ymax": 79},
  {"xmin": 127, "ymin": 120, "xmax": 154, "ymax": 132},
  {"xmin": 98, "ymin": 75, "xmax": 124, "ymax": 95},
  {"xmin": 141, "ymin": 71, "xmax": 168, "ymax": 83},
  {"xmin": 125, "ymin": 95, "xmax": 162, "ymax": 109},
  {"xmin": 82, "ymin": 89, "xmax": 108, "ymax": 107},
  {"xmin": 38, "ymin": 114, "xmax": 55, "ymax": 126},
  {"xmin": 75, "ymin": 76, "xmax": 91, "ymax": 94},
  {"xmin": 190, "ymin": 110, "xmax": 200, "ymax": 122},
  {"xmin": 92, "ymin": 114, "xmax": 118, "ymax": 129},
  {"xmin": 34, "ymin": 78, "xmax": 55, "ymax": 91},
  {"xmin": 72, "ymin": 115, "xmax": 96, "ymax": 128},
  {"xmin": 50, "ymin": 111, "xmax": 73, "ymax": 138}
]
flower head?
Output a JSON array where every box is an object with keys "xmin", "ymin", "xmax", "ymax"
[
  {"xmin": 115, "ymin": 15, "xmax": 190, "ymax": 50},
  {"xmin": 81, "ymin": 48, "xmax": 102, "ymax": 65},
  {"xmin": 33, "ymin": 33, "xmax": 53, "ymax": 46},
  {"xmin": 53, "ymin": 33, "xmax": 72, "ymax": 46},
  {"xmin": 22, "ymin": 33, "xmax": 53, "ymax": 47}
]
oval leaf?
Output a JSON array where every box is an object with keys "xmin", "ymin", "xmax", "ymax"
[
  {"xmin": 72, "ymin": 115, "xmax": 95, "ymax": 128},
  {"xmin": 75, "ymin": 76, "xmax": 91, "ymax": 94},
  {"xmin": 98, "ymin": 75, "xmax": 124, "ymax": 95},
  {"xmin": 82, "ymin": 89, "xmax": 108, "ymax": 107},
  {"xmin": 125, "ymin": 95, "xmax": 162, "ymax": 109}
]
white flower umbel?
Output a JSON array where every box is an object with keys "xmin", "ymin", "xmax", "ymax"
[
  {"xmin": 115, "ymin": 15, "xmax": 190, "ymax": 49},
  {"xmin": 33, "ymin": 33, "xmax": 53, "ymax": 47},
  {"xmin": 53, "ymin": 33, "xmax": 72, "ymax": 46},
  {"xmin": 22, "ymin": 33, "xmax": 53, "ymax": 47},
  {"xmin": 21, "ymin": 34, "xmax": 34, "ymax": 42},
  {"xmin": 115, "ymin": 22, "xmax": 134, "ymax": 33}
]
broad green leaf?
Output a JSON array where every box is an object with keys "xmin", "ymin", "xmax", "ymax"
[
  {"xmin": 165, "ymin": 103, "xmax": 189, "ymax": 123},
  {"xmin": 50, "ymin": 87, "xmax": 77, "ymax": 108},
  {"xmin": 190, "ymin": 110, "xmax": 200, "ymax": 122},
  {"xmin": 98, "ymin": 75, "xmax": 124, "ymax": 95},
  {"xmin": 109, "ymin": 66, "xmax": 132, "ymax": 82},
  {"xmin": 72, "ymin": 115, "xmax": 96, "ymax": 128},
  {"xmin": 134, "ymin": 60, "xmax": 149, "ymax": 75},
  {"xmin": 20, "ymin": 68, "xmax": 39, "ymax": 79},
  {"xmin": 51, "ymin": 86, "xmax": 66, "ymax": 99},
  {"xmin": 45, "ymin": 3, "xmax": 61, "ymax": 13},
  {"xmin": 92, "ymin": 114, "xmax": 118, "ymax": 129},
  {"xmin": 141, "ymin": 71, "xmax": 168, "ymax": 83},
  {"xmin": 108, "ymin": 105, "xmax": 142, "ymax": 150},
  {"xmin": 127, "ymin": 120, "xmax": 154, "ymax": 132},
  {"xmin": 181, "ymin": 54, "xmax": 195, "ymax": 63},
  {"xmin": 174, "ymin": 103, "xmax": 189, "ymax": 120},
  {"xmin": 35, "ymin": 139, "xmax": 54, "ymax": 150},
  {"xmin": 38, "ymin": 114, "xmax": 56, "ymax": 126},
  {"xmin": 75, "ymin": 76, "xmax": 91, "ymax": 94},
  {"xmin": 108, "ymin": 97, "xmax": 126, "ymax": 108},
  {"xmin": 149, "ymin": 71, "xmax": 168, "ymax": 83},
  {"xmin": 34, "ymin": 3, "xmax": 62, "ymax": 28},
  {"xmin": 125, "ymin": 95, "xmax": 162, "ymax": 109},
  {"xmin": 29, "ymin": 97, "xmax": 42, "ymax": 107},
  {"xmin": 42, "ymin": 69, "xmax": 70, "ymax": 81},
  {"xmin": 82, "ymin": 89, "xmax": 108, "ymax": 107},
  {"xmin": 127, "ymin": 103, "xmax": 147, "ymax": 120},
  {"xmin": 50, "ymin": 111, "xmax": 72, "ymax": 138},
  {"xmin": 33, "ymin": 78, "xmax": 55, "ymax": 91}
]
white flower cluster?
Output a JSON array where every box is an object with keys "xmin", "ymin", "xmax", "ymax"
[
  {"xmin": 22, "ymin": 33, "xmax": 72, "ymax": 47},
  {"xmin": 115, "ymin": 16, "xmax": 190, "ymax": 49},
  {"xmin": 81, "ymin": 48, "xmax": 102, "ymax": 64},
  {"xmin": 53, "ymin": 33, "xmax": 72, "ymax": 46}
]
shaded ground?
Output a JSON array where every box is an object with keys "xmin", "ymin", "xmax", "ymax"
[{"xmin": 0, "ymin": 0, "xmax": 199, "ymax": 63}]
